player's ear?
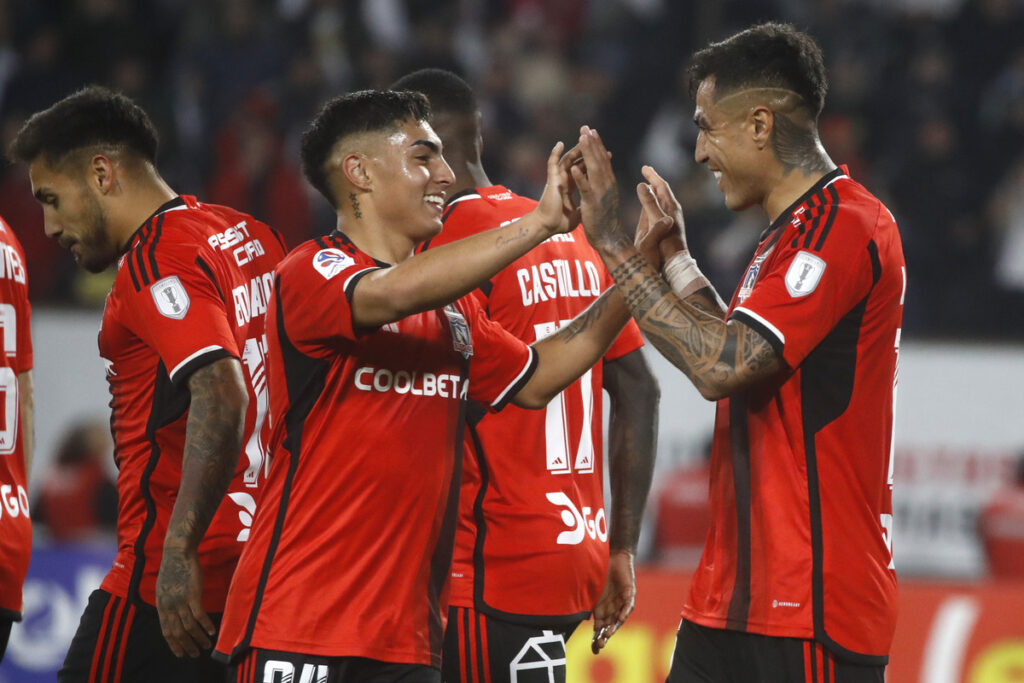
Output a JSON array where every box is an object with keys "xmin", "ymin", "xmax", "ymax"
[
  {"xmin": 342, "ymin": 153, "xmax": 373, "ymax": 191},
  {"xmin": 89, "ymin": 154, "xmax": 117, "ymax": 195},
  {"xmin": 750, "ymin": 106, "xmax": 773, "ymax": 149}
]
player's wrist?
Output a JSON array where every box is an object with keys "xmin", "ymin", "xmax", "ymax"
[{"xmin": 663, "ymin": 251, "xmax": 711, "ymax": 298}]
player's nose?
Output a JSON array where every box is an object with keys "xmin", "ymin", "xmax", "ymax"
[{"xmin": 435, "ymin": 158, "xmax": 455, "ymax": 187}]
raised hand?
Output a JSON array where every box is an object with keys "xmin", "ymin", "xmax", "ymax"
[
  {"xmin": 570, "ymin": 126, "xmax": 629, "ymax": 253},
  {"xmin": 634, "ymin": 183, "xmax": 675, "ymax": 269},
  {"xmin": 535, "ymin": 141, "xmax": 580, "ymax": 236},
  {"xmin": 641, "ymin": 165, "xmax": 688, "ymax": 259}
]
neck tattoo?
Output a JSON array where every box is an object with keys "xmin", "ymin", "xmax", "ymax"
[{"xmin": 349, "ymin": 192, "xmax": 362, "ymax": 219}]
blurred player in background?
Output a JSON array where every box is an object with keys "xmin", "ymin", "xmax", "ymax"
[
  {"xmin": 10, "ymin": 86, "xmax": 288, "ymax": 682},
  {"xmin": 571, "ymin": 22, "xmax": 905, "ymax": 683},
  {"xmin": 214, "ymin": 89, "xmax": 662, "ymax": 683},
  {"xmin": 0, "ymin": 214, "xmax": 33, "ymax": 664},
  {"xmin": 391, "ymin": 68, "xmax": 658, "ymax": 682}
]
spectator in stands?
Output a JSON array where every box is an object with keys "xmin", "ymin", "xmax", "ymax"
[
  {"xmin": 32, "ymin": 420, "xmax": 117, "ymax": 543},
  {"xmin": 978, "ymin": 452, "xmax": 1024, "ymax": 579}
]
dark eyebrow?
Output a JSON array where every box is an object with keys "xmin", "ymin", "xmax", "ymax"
[{"xmin": 411, "ymin": 139, "xmax": 440, "ymax": 154}]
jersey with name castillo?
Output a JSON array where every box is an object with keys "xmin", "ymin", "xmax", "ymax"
[
  {"xmin": 428, "ymin": 186, "xmax": 645, "ymax": 621},
  {"xmin": 683, "ymin": 168, "xmax": 904, "ymax": 663},
  {"xmin": 214, "ymin": 233, "xmax": 537, "ymax": 668},
  {"xmin": 97, "ymin": 195, "xmax": 287, "ymax": 611},
  {"xmin": 0, "ymin": 214, "xmax": 32, "ymax": 620}
]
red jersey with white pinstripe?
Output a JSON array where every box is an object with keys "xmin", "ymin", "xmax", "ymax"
[
  {"xmin": 682, "ymin": 168, "xmax": 904, "ymax": 663},
  {"xmin": 214, "ymin": 232, "xmax": 538, "ymax": 668},
  {"xmin": 430, "ymin": 186, "xmax": 645, "ymax": 621},
  {"xmin": 97, "ymin": 196, "xmax": 287, "ymax": 612},
  {"xmin": 0, "ymin": 215, "xmax": 32, "ymax": 620}
]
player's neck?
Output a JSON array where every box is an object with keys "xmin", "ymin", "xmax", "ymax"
[
  {"xmin": 762, "ymin": 153, "xmax": 837, "ymax": 223},
  {"xmin": 336, "ymin": 214, "xmax": 418, "ymax": 265},
  {"xmin": 448, "ymin": 159, "xmax": 491, "ymax": 200},
  {"xmin": 111, "ymin": 175, "xmax": 178, "ymax": 250}
]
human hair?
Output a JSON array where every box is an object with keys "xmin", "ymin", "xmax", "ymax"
[
  {"xmin": 391, "ymin": 68, "xmax": 478, "ymax": 117},
  {"xmin": 300, "ymin": 89, "xmax": 431, "ymax": 207},
  {"xmin": 8, "ymin": 85, "xmax": 160, "ymax": 167},
  {"xmin": 688, "ymin": 22, "xmax": 828, "ymax": 119}
]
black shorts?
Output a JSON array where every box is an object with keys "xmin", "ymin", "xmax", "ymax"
[
  {"xmin": 666, "ymin": 619, "xmax": 885, "ymax": 683},
  {"xmin": 0, "ymin": 615, "xmax": 12, "ymax": 663},
  {"xmin": 441, "ymin": 605, "xmax": 580, "ymax": 683},
  {"xmin": 59, "ymin": 588, "xmax": 225, "ymax": 683},
  {"xmin": 230, "ymin": 648, "xmax": 440, "ymax": 683}
]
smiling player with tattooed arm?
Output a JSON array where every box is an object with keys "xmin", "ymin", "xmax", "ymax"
[{"xmin": 571, "ymin": 23, "xmax": 905, "ymax": 683}]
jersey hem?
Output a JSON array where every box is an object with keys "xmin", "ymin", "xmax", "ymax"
[
  {"xmin": 214, "ymin": 641, "xmax": 439, "ymax": 669},
  {"xmin": 681, "ymin": 611, "xmax": 890, "ymax": 665},
  {"xmin": 730, "ymin": 307, "xmax": 785, "ymax": 358},
  {"xmin": 490, "ymin": 347, "xmax": 538, "ymax": 410},
  {"xmin": 475, "ymin": 602, "xmax": 590, "ymax": 627},
  {"xmin": 0, "ymin": 606, "xmax": 22, "ymax": 622}
]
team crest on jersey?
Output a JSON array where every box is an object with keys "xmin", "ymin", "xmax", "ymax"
[
  {"xmin": 444, "ymin": 304, "xmax": 473, "ymax": 358},
  {"xmin": 738, "ymin": 249, "xmax": 772, "ymax": 303},
  {"xmin": 785, "ymin": 251, "xmax": 826, "ymax": 298},
  {"xmin": 150, "ymin": 276, "xmax": 190, "ymax": 319},
  {"xmin": 313, "ymin": 248, "xmax": 354, "ymax": 280}
]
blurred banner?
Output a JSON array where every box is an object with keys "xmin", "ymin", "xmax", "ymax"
[
  {"xmin": 3, "ymin": 553, "xmax": 1022, "ymax": 682},
  {"xmin": 562, "ymin": 570, "xmax": 1024, "ymax": 683}
]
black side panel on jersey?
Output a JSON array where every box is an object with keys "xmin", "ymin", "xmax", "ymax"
[
  {"xmin": 230, "ymin": 276, "xmax": 328, "ymax": 660},
  {"xmin": 194, "ymin": 256, "xmax": 224, "ymax": 302},
  {"xmin": 799, "ymin": 278, "xmax": 886, "ymax": 666},
  {"xmin": 469, "ymin": 423, "xmax": 589, "ymax": 627},
  {"xmin": 127, "ymin": 361, "xmax": 190, "ymax": 604},
  {"xmin": 726, "ymin": 395, "xmax": 753, "ymax": 630}
]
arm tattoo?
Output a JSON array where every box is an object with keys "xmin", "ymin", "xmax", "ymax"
[
  {"xmin": 550, "ymin": 289, "xmax": 612, "ymax": 342},
  {"xmin": 165, "ymin": 360, "xmax": 245, "ymax": 548},
  {"xmin": 494, "ymin": 223, "xmax": 529, "ymax": 248},
  {"xmin": 609, "ymin": 251, "xmax": 780, "ymax": 395}
]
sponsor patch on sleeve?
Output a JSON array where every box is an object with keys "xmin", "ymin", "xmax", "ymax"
[
  {"xmin": 784, "ymin": 251, "xmax": 826, "ymax": 298},
  {"xmin": 150, "ymin": 275, "xmax": 190, "ymax": 319},
  {"xmin": 313, "ymin": 248, "xmax": 355, "ymax": 280}
]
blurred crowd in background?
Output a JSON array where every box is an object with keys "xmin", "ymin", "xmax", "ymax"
[{"xmin": 0, "ymin": 0, "xmax": 1022, "ymax": 338}]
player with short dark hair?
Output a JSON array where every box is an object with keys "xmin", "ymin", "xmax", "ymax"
[
  {"xmin": 391, "ymin": 68, "xmax": 659, "ymax": 682},
  {"xmin": 10, "ymin": 86, "xmax": 288, "ymax": 682},
  {"xmin": 213, "ymin": 89, "xmax": 656, "ymax": 683},
  {"xmin": 571, "ymin": 22, "xmax": 904, "ymax": 682},
  {"xmin": 0, "ymin": 214, "xmax": 33, "ymax": 665}
]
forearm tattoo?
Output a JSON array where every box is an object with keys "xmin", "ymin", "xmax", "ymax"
[
  {"xmin": 610, "ymin": 252, "xmax": 780, "ymax": 393},
  {"xmin": 494, "ymin": 222, "xmax": 529, "ymax": 248},
  {"xmin": 166, "ymin": 362, "xmax": 245, "ymax": 547},
  {"xmin": 553, "ymin": 289, "xmax": 612, "ymax": 342}
]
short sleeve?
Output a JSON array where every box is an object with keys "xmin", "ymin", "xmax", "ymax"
[
  {"xmin": 461, "ymin": 296, "xmax": 536, "ymax": 411},
  {"xmin": 122, "ymin": 243, "xmax": 240, "ymax": 385},
  {"xmin": 732, "ymin": 212, "xmax": 876, "ymax": 369},
  {"xmin": 277, "ymin": 245, "xmax": 383, "ymax": 348}
]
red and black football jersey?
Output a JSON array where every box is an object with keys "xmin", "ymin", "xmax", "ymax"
[
  {"xmin": 97, "ymin": 196, "xmax": 287, "ymax": 612},
  {"xmin": 429, "ymin": 186, "xmax": 645, "ymax": 621},
  {"xmin": 0, "ymin": 215, "xmax": 32, "ymax": 620},
  {"xmin": 682, "ymin": 168, "xmax": 904, "ymax": 662},
  {"xmin": 215, "ymin": 232, "xmax": 537, "ymax": 668}
]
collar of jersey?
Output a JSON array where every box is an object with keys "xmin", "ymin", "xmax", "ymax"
[
  {"xmin": 329, "ymin": 228, "xmax": 391, "ymax": 268},
  {"xmin": 123, "ymin": 196, "xmax": 187, "ymax": 253},
  {"xmin": 760, "ymin": 167, "xmax": 846, "ymax": 243}
]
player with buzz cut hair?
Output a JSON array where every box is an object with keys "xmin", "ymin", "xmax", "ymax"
[
  {"xmin": 390, "ymin": 68, "xmax": 659, "ymax": 683},
  {"xmin": 569, "ymin": 22, "xmax": 905, "ymax": 682},
  {"xmin": 213, "ymin": 88, "xmax": 663, "ymax": 683},
  {"xmin": 10, "ymin": 86, "xmax": 288, "ymax": 683}
]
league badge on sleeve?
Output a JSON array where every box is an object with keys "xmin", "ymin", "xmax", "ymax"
[
  {"xmin": 785, "ymin": 251, "xmax": 826, "ymax": 298},
  {"xmin": 444, "ymin": 304, "xmax": 473, "ymax": 358},
  {"xmin": 313, "ymin": 248, "xmax": 354, "ymax": 280},
  {"xmin": 150, "ymin": 275, "xmax": 190, "ymax": 319}
]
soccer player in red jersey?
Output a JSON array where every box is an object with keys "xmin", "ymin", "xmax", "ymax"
[
  {"xmin": 10, "ymin": 87, "xmax": 288, "ymax": 682},
  {"xmin": 0, "ymin": 214, "xmax": 33, "ymax": 665},
  {"xmin": 214, "ymin": 90, "xmax": 656, "ymax": 683},
  {"xmin": 572, "ymin": 23, "xmax": 905, "ymax": 683},
  {"xmin": 390, "ymin": 69, "xmax": 659, "ymax": 681}
]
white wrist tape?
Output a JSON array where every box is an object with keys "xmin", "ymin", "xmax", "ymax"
[{"xmin": 663, "ymin": 252, "xmax": 710, "ymax": 297}]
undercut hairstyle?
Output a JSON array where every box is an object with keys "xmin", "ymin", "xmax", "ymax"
[
  {"xmin": 300, "ymin": 89, "xmax": 431, "ymax": 208},
  {"xmin": 8, "ymin": 86, "xmax": 159, "ymax": 166},
  {"xmin": 688, "ymin": 22, "xmax": 828, "ymax": 118},
  {"xmin": 391, "ymin": 68, "xmax": 478, "ymax": 117}
]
